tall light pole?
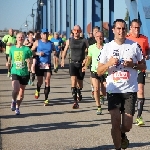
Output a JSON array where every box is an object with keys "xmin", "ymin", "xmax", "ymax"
[{"xmin": 31, "ymin": 0, "xmax": 44, "ymax": 32}]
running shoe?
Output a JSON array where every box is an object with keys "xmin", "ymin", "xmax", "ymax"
[
  {"xmin": 15, "ymin": 108, "xmax": 20, "ymax": 115},
  {"xmin": 35, "ymin": 90, "xmax": 40, "ymax": 99},
  {"xmin": 11, "ymin": 101, "xmax": 16, "ymax": 111},
  {"xmin": 121, "ymin": 133, "xmax": 129, "ymax": 149},
  {"xmin": 44, "ymin": 100, "xmax": 49, "ymax": 106},
  {"xmin": 72, "ymin": 103, "xmax": 79, "ymax": 109},
  {"xmin": 96, "ymin": 107, "xmax": 102, "ymax": 115},
  {"xmin": 135, "ymin": 116, "xmax": 145, "ymax": 126},
  {"xmin": 31, "ymin": 82, "xmax": 35, "ymax": 86}
]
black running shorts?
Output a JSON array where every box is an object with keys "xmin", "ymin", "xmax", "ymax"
[
  {"xmin": 137, "ymin": 72, "xmax": 146, "ymax": 85},
  {"xmin": 91, "ymin": 72, "xmax": 106, "ymax": 83},
  {"xmin": 107, "ymin": 92, "xmax": 137, "ymax": 116},
  {"xmin": 12, "ymin": 74, "xmax": 29, "ymax": 85},
  {"xmin": 69, "ymin": 62, "xmax": 85, "ymax": 80}
]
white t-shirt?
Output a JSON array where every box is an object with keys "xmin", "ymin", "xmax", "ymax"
[{"xmin": 98, "ymin": 39, "xmax": 143, "ymax": 93}]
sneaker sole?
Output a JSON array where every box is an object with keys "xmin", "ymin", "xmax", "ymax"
[
  {"xmin": 35, "ymin": 95, "xmax": 40, "ymax": 99},
  {"xmin": 135, "ymin": 123, "xmax": 145, "ymax": 126},
  {"xmin": 44, "ymin": 103, "xmax": 49, "ymax": 106},
  {"xmin": 11, "ymin": 108, "xmax": 16, "ymax": 111},
  {"xmin": 97, "ymin": 112, "xmax": 102, "ymax": 115}
]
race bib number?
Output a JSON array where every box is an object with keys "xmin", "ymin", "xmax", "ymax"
[
  {"xmin": 39, "ymin": 63, "xmax": 50, "ymax": 69},
  {"xmin": 113, "ymin": 71, "xmax": 130, "ymax": 82},
  {"xmin": 15, "ymin": 61, "xmax": 24, "ymax": 69}
]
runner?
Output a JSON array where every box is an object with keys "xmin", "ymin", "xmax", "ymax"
[
  {"xmin": 2, "ymin": 28, "xmax": 16, "ymax": 78},
  {"xmin": 6, "ymin": 32, "xmax": 32, "ymax": 115},
  {"xmin": 126, "ymin": 19, "xmax": 149, "ymax": 126},
  {"xmin": 87, "ymin": 26, "xmax": 99, "ymax": 98},
  {"xmin": 51, "ymin": 32, "xmax": 63, "ymax": 73},
  {"xmin": 30, "ymin": 32, "xmax": 41, "ymax": 86},
  {"xmin": 82, "ymin": 31, "xmax": 105, "ymax": 115},
  {"xmin": 23, "ymin": 31, "xmax": 35, "ymax": 85},
  {"xmin": 31, "ymin": 28, "xmax": 55, "ymax": 106},
  {"xmin": 61, "ymin": 25, "xmax": 88, "ymax": 109},
  {"xmin": 97, "ymin": 19, "xmax": 146, "ymax": 150},
  {"xmin": 60, "ymin": 34, "xmax": 66, "ymax": 59}
]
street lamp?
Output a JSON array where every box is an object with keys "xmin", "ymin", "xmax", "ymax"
[{"xmin": 31, "ymin": 0, "xmax": 44, "ymax": 31}]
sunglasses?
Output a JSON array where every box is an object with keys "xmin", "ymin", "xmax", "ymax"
[{"xmin": 73, "ymin": 29, "xmax": 81, "ymax": 33}]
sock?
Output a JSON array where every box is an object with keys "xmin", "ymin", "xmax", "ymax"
[
  {"xmin": 44, "ymin": 86, "xmax": 50, "ymax": 100},
  {"xmin": 77, "ymin": 88, "xmax": 82, "ymax": 95},
  {"xmin": 71, "ymin": 87, "xmax": 77, "ymax": 102},
  {"xmin": 121, "ymin": 132, "xmax": 125, "ymax": 138},
  {"xmin": 37, "ymin": 83, "xmax": 41, "ymax": 92},
  {"xmin": 12, "ymin": 99, "xmax": 16, "ymax": 102},
  {"xmin": 32, "ymin": 73, "xmax": 35, "ymax": 82},
  {"xmin": 137, "ymin": 98, "xmax": 145, "ymax": 118},
  {"xmin": 98, "ymin": 106, "xmax": 101, "ymax": 108},
  {"xmin": 91, "ymin": 85, "xmax": 94, "ymax": 92}
]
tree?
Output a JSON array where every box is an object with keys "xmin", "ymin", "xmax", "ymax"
[{"xmin": 124, "ymin": 9, "xmax": 129, "ymax": 21}]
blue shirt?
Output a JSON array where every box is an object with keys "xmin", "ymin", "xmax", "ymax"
[
  {"xmin": 36, "ymin": 40, "xmax": 54, "ymax": 64},
  {"xmin": 51, "ymin": 37, "xmax": 63, "ymax": 52}
]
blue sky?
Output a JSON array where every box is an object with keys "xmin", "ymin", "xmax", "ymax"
[{"xmin": 0, "ymin": 0, "xmax": 127, "ymax": 31}]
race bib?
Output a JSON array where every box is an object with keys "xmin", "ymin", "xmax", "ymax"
[
  {"xmin": 39, "ymin": 63, "xmax": 50, "ymax": 69},
  {"xmin": 113, "ymin": 71, "xmax": 130, "ymax": 82},
  {"xmin": 15, "ymin": 61, "xmax": 24, "ymax": 69}
]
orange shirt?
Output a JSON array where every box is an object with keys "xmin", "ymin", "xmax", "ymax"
[{"xmin": 126, "ymin": 34, "xmax": 149, "ymax": 56}]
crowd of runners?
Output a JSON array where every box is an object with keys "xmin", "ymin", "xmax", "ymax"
[{"xmin": 1, "ymin": 18, "xmax": 149, "ymax": 150}]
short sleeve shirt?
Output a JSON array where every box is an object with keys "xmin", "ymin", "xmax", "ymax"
[
  {"xmin": 97, "ymin": 39, "xmax": 143, "ymax": 93},
  {"xmin": 9, "ymin": 45, "xmax": 32, "ymax": 76}
]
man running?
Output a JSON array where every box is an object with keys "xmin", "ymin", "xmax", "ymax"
[
  {"xmin": 2, "ymin": 28, "xmax": 16, "ymax": 78},
  {"xmin": 51, "ymin": 32, "xmax": 63, "ymax": 73},
  {"xmin": 23, "ymin": 31, "xmax": 35, "ymax": 85},
  {"xmin": 97, "ymin": 19, "xmax": 146, "ymax": 150},
  {"xmin": 31, "ymin": 28, "xmax": 55, "ymax": 106},
  {"xmin": 6, "ymin": 32, "xmax": 32, "ymax": 115},
  {"xmin": 126, "ymin": 19, "xmax": 149, "ymax": 126},
  {"xmin": 82, "ymin": 31, "xmax": 105, "ymax": 115},
  {"xmin": 61, "ymin": 25, "xmax": 88, "ymax": 109}
]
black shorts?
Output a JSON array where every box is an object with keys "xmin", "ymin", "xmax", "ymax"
[
  {"xmin": 137, "ymin": 72, "xmax": 146, "ymax": 85},
  {"xmin": 107, "ymin": 92, "xmax": 137, "ymax": 116},
  {"xmin": 54, "ymin": 51, "xmax": 60, "ymax": 58},
  {"xmin": 6, "ymin": 54, "xmax": 9, "ymax": 61},
  {"xmin": 91, "ymin": 72, "xmax": 106, "ymax": 83},
  {"xmin": 12, "ymin": 74, "xmax": 29, "ymax": 85},
  {"xmin": 35, "ymin": 64, "xmax": 52, "ymax": 76},
  {"xmin": 69, "ymin": 62, "xmax": 85, "ymax": 80}
]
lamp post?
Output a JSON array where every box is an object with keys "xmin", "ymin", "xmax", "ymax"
[
  {"xmin": 31, "ymin": 0, "xmax": 44, "ymax": 32},
  {"xmin": 20, "ymin": 21, "xmax": 32, "ymax": 32}
]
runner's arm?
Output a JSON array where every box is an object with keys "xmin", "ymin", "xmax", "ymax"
[
  {"xmin": 31, "ymin": 40, "xmax": 39, "ymax": 56},
  {"xmin": 85, "ymin": 56, "xmax": 92, "ymax": 67},
  {"xmin": 23, "ymin": 39, "xmax": 28, "ymax": 46},
  {"xmin": 26, "ymin": 48, "xmax": 33, "ymax": 71},
  {"xmin": 62, "ymin": 39, "xmax": 69, "ymax": 60}
]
